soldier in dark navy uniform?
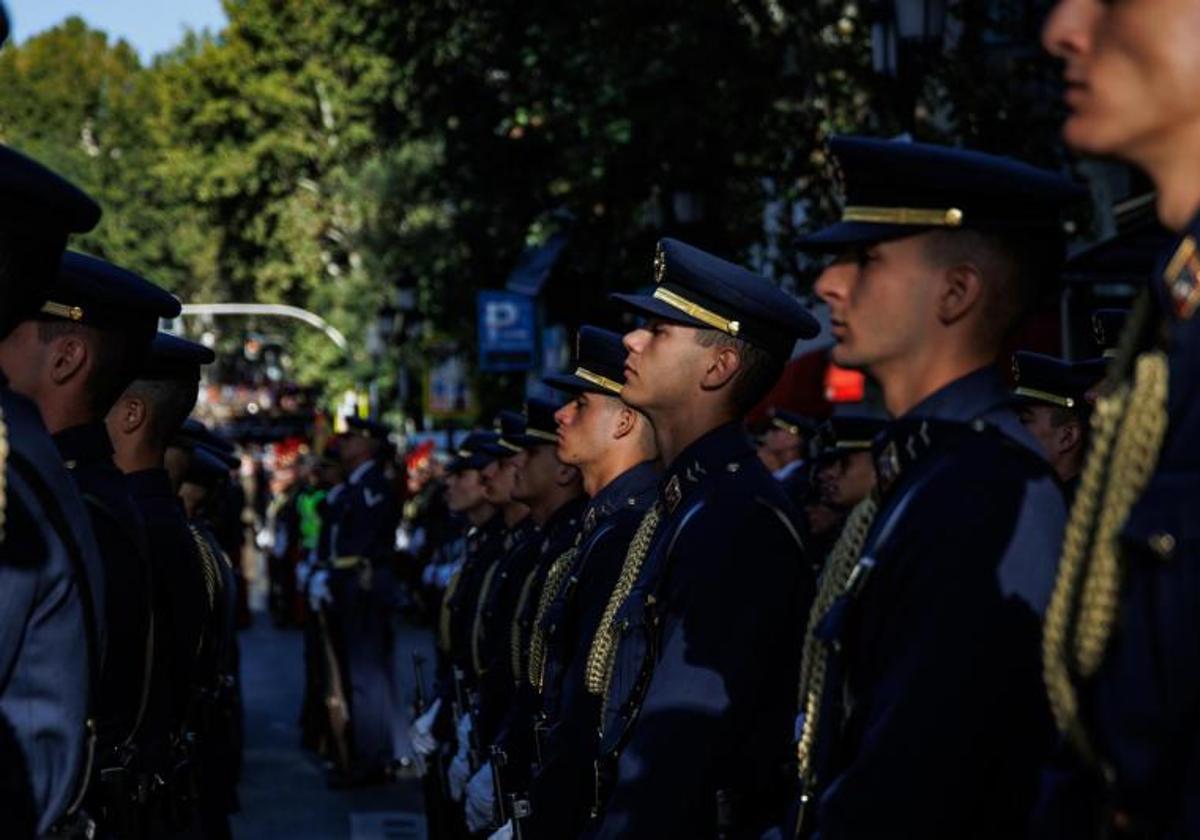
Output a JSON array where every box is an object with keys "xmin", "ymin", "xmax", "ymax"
[
  {"xmin": 411, "ymin": 430, "xmax": 502, "ymax": 836},
  {"xmin": 791, "ymin": 136, "xmax": 1083, "ymax": 838},
  {"xmin": 0, "ymin": 140, "xmax": 107, "ymax": 837},
  {"xmin": 759, "ymin": 408, "xmax": 818, "ymax": 501},
  {"xmin": 582, "ymin": 238, "xmax": 818, "ymax": 838},
  {"xmin": 107, "ymin": 332, "xmax": 215, "ymax": 834},
  {"xmin": 807, "ymin": 413, "xmax": 885, "ymax": 557},
  {"xmin": 1034, "ymin": 4, "xmax": 1200, "ymax": 836},
  {"xmin": 462, "ymin": 399, "xmax": 587, "ymax": 834},
  {"xmin": 1010, "ymin": 351, "xmax": 1105, "ymax": 504},
  {"xmin": 445, "ymin": 418, "xmax": 539, "ymax": 805},
  {"xmin": 172, "ymin": 437, "xmax": 243, "ymax": 840},
  {"xmin": 0, "ymin": 252, "xmax": 179, "ymax": 837},
  {"xmin": 495, "ymin": 326, "xmax": 660, "ymax": 840},
  {"xmin": 321, "ymin": 416, "xmax": 403, "ymax": 787}
]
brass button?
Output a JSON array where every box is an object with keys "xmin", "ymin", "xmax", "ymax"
[{"xmin": 1149, "ymin": 531, "xmax": 1177, "ymax": 559}]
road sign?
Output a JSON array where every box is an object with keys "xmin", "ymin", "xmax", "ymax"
[{"xmin": 477, "ymin": 291, "xmax": 536, "ymax": 372}]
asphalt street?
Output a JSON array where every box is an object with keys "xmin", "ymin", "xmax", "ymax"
[{"xmin": 230, "ymin": 615, "xmax": 433, "ymax": 840}]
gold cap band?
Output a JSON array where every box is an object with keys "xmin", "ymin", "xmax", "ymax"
[
  {"xmin": 498, "ymin": 438, "xmax": 524, "ymax": 453},
  {"xmin": 574, "ymin": 367, "xmax": 623, "ymax": 395},
  {"xmin": 1013, "ymin": 386, "xmax": 1075, "ymax": 409},
  {"xmin": 771, "ymin": 418, "xmax": 802, "ymax": 437},
  {"xmin": 842, "ymin": 205, "xmax": 964, "ymax": 228},
  {"xmin": 525, "ymin": 428, "xmax": 558, "ymax": 443},
  {"xmin": 652, "ymin": 286, "xmax": 740, "ymax": 337},
  {"xmin": 41, "ymin": 301, "xmax": 84, "ymax": 321}
]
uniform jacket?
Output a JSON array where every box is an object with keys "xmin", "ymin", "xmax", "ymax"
[
  {"xmin": 810, "ymin": 366, "xmax": 1066, "ymax": 839},
  {"xmin": 54, "ymin": 422, "xmax": 152, "ymax": 756},
  {"xmin": 126, "ymin": 467, "xmax": 208, "ymax": 744},
  {"xmin": 0, "ymin": 383, "xmax": 104, "ymax": 835},
  {"xmin": 1035, "ymin": 217, "xmax": 1200, "ymax": 839},
  {"xmin": 526, "ymin": 460, "xmax": 658, "ymax": 839},
  {"xmin": 595, "ymin": 422, "xmax": 810, "ymax": 839}
]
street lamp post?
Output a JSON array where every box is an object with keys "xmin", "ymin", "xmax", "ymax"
[{"xmin": 870, "ymin": 0, "xmax": 949, "ymax": 131}]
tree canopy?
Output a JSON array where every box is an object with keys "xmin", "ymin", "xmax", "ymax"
[{"xmin": 0, "ymin": 0, "xmax": 1070, "ymax": 423}]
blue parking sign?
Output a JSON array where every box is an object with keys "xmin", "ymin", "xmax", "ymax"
[{"xmin": 477, "ymin": 291, "xmax": 537, "ymax": 372}]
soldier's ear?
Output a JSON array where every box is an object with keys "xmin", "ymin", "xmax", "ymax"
[
  {"xmin": 115, "ymin": 396, "xmax": 148, "ymax": 434},
  {"xmin": 701, "ymin": 343, "xmax": 741, "ymax": 391},
  {"xmin": 612, "ymin": 405, "xmax": 637, "ymax": 441},
  {"xmin": 936, "ymin": 262, "xmax": 985, "ymax": 326},
  {"xmin": 47, "ymin": 333, "xmax": 89, "ymax": 385}
]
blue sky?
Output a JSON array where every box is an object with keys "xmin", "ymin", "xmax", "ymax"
[{"xmin": 8, "ymin": 0, "xmax": 227, "ymax": 60}]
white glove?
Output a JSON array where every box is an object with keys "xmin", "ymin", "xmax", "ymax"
[
  {"xmin": 456, "ymin": 708, "xmax": 474, "ymax": 748},
  {"xmin": 465, "ymin": 763, "xmax": 496, "ymax": 833},
  {"xmin": 411, "ymin": 697, "xmax": 442, "ymax": 757},
  {"xmin": 488, "ymin": 819, "xmax": 514, "ymax": 840},
  {"xmin": 308, "ymin": 569, "xmax": 332, "ymax": 611},
  {"xmin": 447, "ymin": 753, "xmax": 471, "ymax": 802}
]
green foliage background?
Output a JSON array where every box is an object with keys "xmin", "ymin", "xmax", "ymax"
[{"xmin": 0, "ymin": 0, "xmax": 1068, "ymax": 423}]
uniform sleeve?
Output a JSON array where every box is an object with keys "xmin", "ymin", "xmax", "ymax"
[
  {"xmin": 814, "ymin": 471, "xmax": 1056, "ymax": 838},
  {"xmin": 596, "ymin": 500, "xmax": 807, "ymax": 839},
  {"xmin": 0, "ymin": 479, "xmax": 89, "ymax": 835}
]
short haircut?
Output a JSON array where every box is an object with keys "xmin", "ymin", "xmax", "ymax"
[
  {"xmin": 921, "ymin": 229, "xmax": 1063, "ymax": 350},
  {"xmin": 694, "ymin": 329, "xmax": 785, "ymax": 415},
  {"xmin": 37, "ymin": 320, "xmax": 151, "ymax": 417},
  {"xmin": 122, "ymin": 377, "xmax": 199, "ymax": 449}
]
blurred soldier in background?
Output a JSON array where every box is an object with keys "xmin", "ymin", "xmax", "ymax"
[{"xmin": 1037, "ymin": 2, "xmax": 1200, "ymax": 834}]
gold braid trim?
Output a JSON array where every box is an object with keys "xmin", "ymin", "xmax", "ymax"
[
  {"xmin": 795, "ymin": 497, "xmax": 878, "ymax": 785},
  {"xmin": 1043, "ymin": 350, "xmax": 1168, "ymax": 762},
  {"xmin": 471, "ymin": 560, "xmax": 501, "ymax": 676},
  {"xmin": 509, "ymin": 565, "xmax": 542, "ymax": 686},
  {"xmin": 0, "ymin": 404, "xmax": 7, "ymax": 544},
  {"xmin": 528, "ymin": 546, "xmax": 578, "ymax": 692},
  {"xmin": 438, "ymin": 566, "xmax": 462, "ymax": 654},
  {"xmin": 584, "ymin": 502, "xmax": 662, "ymax": 697},
  {"xmin": 189, "ymin": 525, "xmax": 219, "ymax": 614}
]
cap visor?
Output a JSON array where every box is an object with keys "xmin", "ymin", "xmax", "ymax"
[
  {"xmin": 798, "ymin": 221, "xmax": 927, "ymax": 252},
  {"xmin": 543, "ymin": 372, "xmax": 617, "ymax": 395},
  {"xmin": 609, "ymin": 292, "xmax": 712, "ymax": 330}
]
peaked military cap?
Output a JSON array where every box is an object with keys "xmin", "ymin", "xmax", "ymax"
[
  {"xmin": 818, "ymin": 413, "xmax": 887, "ymax": 457},
  {"xmin": 344, "ymin": 416, "xmax": 390, "ymax": 441},
  {"xmin": 39, "ymin": 252, "xmax": 180, "ymax": 334},
  {"xmin": 767, "ymin": 407, "xmax": 818, "ymax": 438},
  {"xmin": 492, "ymin": 410, "xmax": 528, "ymax": 455},
  {"xmin": 544, "ymin": 326, "xmax": 627, "ymax": 396},
  {"xmin": 184, "ymin": 444, "xmax": 234, "ymax": 486},
  {"xmin": 0, "ymin": 144, "xmax": 103, "ymax": 337},
  {"xmin": 448, "ymin": 430, "xmax": 502, "ymax": 473},
  {"xmin": 1091, "ymin": 309, "xmax": 1130, "ymax": 359},
  {"xmin": 177, "ymin": 418, "xmax": 237, "ymax": 457},
  {"xmin": 611, "ymin": 238, "xmax": 819, "ymax": 358},
  {"xmin": 503, "ymin": 398, "xmax": 561, "ymax": 448},
  {"xmin": 800, "ymin": 136, "xmax": 1086, "ymax": 250},
  {"xmin": 1011, "ymin": 351, "xmax": 1106, "ymax": 410},
  {"xmin": 139, "ymin": 332, "xmax": 215, "ymax": 380}
]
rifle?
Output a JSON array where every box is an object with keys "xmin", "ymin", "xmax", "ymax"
[
  {"xmin": 316, "ymin": 607, "xmax": 351, "ymax": 772},
  {"xmin": 489, "ymin": 745, "xmax": 509, "ymax": 827},
  {"xmin": 411, "ymin": 652, "xmax": 428, "ymax": 717},
  {"xmin": 412, "ymin": 652, "xmax": 454, "ymax": 840}
]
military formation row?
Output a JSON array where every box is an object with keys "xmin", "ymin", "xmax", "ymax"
[{"xmin": 0, "ymin": 141, "xmax": 245, "ymax": 839}]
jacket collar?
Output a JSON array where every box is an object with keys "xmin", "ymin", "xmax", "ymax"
[
  {"xmin": 52, "ymin": 421, "xmax": 114, "ymax": 470},
  {"xmin": 659, "ymin": 421, "xmax": 754, "ymax": 515}
]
